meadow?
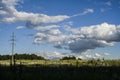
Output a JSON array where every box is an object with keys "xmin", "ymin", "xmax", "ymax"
[
  {"xmin": 0, "ymin": 59, "xmax": 120, "ymax": 66},
  {"xmin": 0, "ymin": 59, "xmax": 120, "ymax": 80}
]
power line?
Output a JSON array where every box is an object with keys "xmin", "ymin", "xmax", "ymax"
[{"xmin": 11, "ymin": 32, "xmax": 15, "ymax": 66}]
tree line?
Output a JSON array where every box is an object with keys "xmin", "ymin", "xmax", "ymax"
[
  {"xmin": 0, "ymin": 53, "xmax": 82, "ymax": 60},
  {"xmin": 0, "ymin": 53, "xmax": 45, "ymax": 60}
]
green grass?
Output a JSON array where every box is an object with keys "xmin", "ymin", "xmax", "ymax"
[
  {"xmin": 0, "ymin": 60, "xmax": 85, "ymax": 66},
  {"xmin": 0, "ymin": 59, "xmax": 120, "ymax": 80},
  {"xmin": 0, "ymin": 59, "xmax": 120, "ymax": 66}
]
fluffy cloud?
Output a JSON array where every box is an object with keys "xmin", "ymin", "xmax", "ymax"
[
  {"xmin": 34, "ymin": 31, "xmax": 67, "ymax": 44},
  {"xmin": 1, "ymin": 11, "xmax": 69, "ymax": 24},
  {"xmin": 68, "ymin": 39, "xmax": 110, "ymax": 53},
  {"xmin": 0, "ymin": 0, "xmax": 69, "ymax": 25},
  {"xmin": 1, "ymin": 0, "xmax": 120, "ymax": 55},
  {"xmin": 34, "ymin": 23, "xmax": 120, "ymax": 53},
  {"xmin": 0, "ymin": 0, "xmax": 94, "ymax": 29},
  {"xmin": 85, "ymin": 52, "xmax": 110, "ymax": 60},
  {"xmin": 70, "ymin": 23, "xmax": 120, "ymax": 42},
  {"xmin": 64, "ymin": 23, "xmax": 120, "ymax": 53},
  {"xmin": 0, "ymin": 0, "xmax": 18, "ymax": 15},
  {"xmin": 38, "ymin": 51, "xmax": 85, "ymax": 60},
  {"xmin": 38, "ymin": 51, "xmax": 67, "ymax": 60}
]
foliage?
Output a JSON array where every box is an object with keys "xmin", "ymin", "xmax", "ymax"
[
  {"xmin": 0, "ymin": 64, "xmax": 120, "ymax": 80},
  {"xmin": 0, "ymin": 53, "xmax": 45, "ymax": 60},
  {"xmin": 60, "ymin": 56, "xmax": 76, "ymax": 60}
]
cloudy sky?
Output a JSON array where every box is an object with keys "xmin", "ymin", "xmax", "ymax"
[{"xmin": 0, "ymin": 0, "xmax": 120, "ymax": 59}]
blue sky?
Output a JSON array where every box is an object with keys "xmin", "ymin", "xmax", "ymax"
[{"xmin": 0, "ymin": 0, "xmax": 120, "ymax": 59}]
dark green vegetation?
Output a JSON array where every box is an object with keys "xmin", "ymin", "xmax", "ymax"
[
  {"xmin": 0, "ymin": 54, "xmax": 120, "ymax": 80},
  {"xmin": 0, "ymin": 54, "xmax": 81, "ymax": 60},
  {"xmin": 60, "ymin": 56, "xmax": 76, "ymax": 60},
  {"xmin": 0, "ymin": 59, "xmax": 120, "ymax": 80},
  {"xmin": 0, "ymin": 54, "xmax": 79, "ymax": 60},
  {"xmin": 0, "ymin": 64, "xmax": 120, "ymax": 80},
  {"xmin": 0, "ymin": 54, "xmax": 44, "ymax": 60}
]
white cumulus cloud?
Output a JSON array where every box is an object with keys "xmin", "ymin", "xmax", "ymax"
[
  {"xmin": 0, "ymin": 0, "xmax": 69, "ymax": 25},
  {"xmin": 38, "ymin": 51, "xmax": 67, "ymax": 60},
  {"xmin": 0, "ymin": 0, "xmax": 120, "ymax": 57},
  {"xmin": 34, "ymin": 22, "xmax": 120, "ymax": 53}
]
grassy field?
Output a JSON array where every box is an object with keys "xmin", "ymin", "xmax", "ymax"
[
  {"xmin": 0, "ymin": 59, "xmax": 120, "ymax": 80},
  {"xmin": 0, "ymin": 59, "xmax": 120, "ymax": 66},
  {"xmin": 0, "ymin": 60, "xmax": 86, "ymax": 66}
]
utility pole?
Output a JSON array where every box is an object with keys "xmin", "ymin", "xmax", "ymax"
[{"xmin": 11, "ymin": 32, "xmax": 15, "ymax": 66}]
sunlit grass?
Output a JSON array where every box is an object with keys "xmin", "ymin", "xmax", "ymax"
[{"xmin": 0, "ymin": 59, "xmax": 120, "ymax": 66}]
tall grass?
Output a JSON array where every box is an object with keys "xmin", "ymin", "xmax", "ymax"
[
  {"xmin": 0, "ymin": 59, "xmax": 120, "ymax": 66},
  {"xmin": 0, "ymin": 63, "xmax": 120, "ymax": 80}
]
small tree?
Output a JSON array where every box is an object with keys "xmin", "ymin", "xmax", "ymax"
[{"xmin": 60, "ymin": 56, "xmax": 76, "ymax": 60}]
